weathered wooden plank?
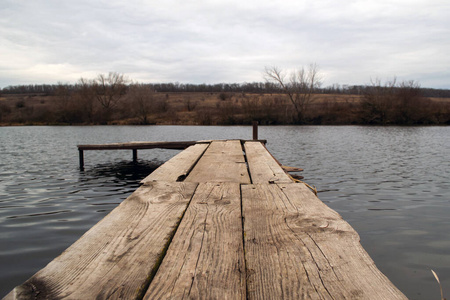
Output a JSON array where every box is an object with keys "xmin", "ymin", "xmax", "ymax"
[
  {"xmin": 5, "ymin": 181, "xmax": 198, "ymax": 300},
  {"xmin": 242, "ymin": 183, "xmax": 406, "ymax": 300},
  {"xmin": 281, "ymin": 166, "xmax": 304, "ymax": 172},
  {"xmin": 186, "ymin": 140, "xmax": 250, "ymax": 183},
  {"xmin": 141, "ymin": 143, "xmax": 209, "ymax": 183},
  {"xmin": 144, "ymin": 182, "xmax": 246, "ymax": 299},
  {"xmin": 77, "ymin": 141, "xmax": 198, "ymax": 150},
  {"xmin": 203, "ymin": 140, "xmax": 245, "ymax": 156},
  {"xmin": 244, "ymin": 141, "xmax": 292, "ymax": 184}
]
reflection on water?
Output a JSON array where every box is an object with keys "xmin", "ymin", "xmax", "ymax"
[
  {"xmin": 81, "ymin": 160, "xmax": 162, "ymax": 183},
  {"xmin": 5, "ymin": 161, "xmax": 161, "ymax": 220},
  {"xmin": 0, "ymin": 125, "xmax": 449, "ymax": 299}
]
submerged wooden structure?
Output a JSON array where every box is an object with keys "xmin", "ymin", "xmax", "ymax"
[{"xmin": 5, "ymin": 140, "xmax": 406, "ymax": 299}]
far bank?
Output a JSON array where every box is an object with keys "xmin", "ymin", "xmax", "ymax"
[{"xmin": 1, "ymin": 91, "xmax": 449, "ymax": 126}]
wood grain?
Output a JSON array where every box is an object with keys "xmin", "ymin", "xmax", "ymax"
[
  {"xmin": 144, "ymin": 182, "xmax": 246, "ymax": 300},
  {"xmin": 5, "ymin": 181, "xmax": 198, "ymax": 300},
  {"xmin": 141, "ymin": 143, "xmax": 209, "ymax": 183},
  {"xmin": 244, "ymin": 141, "xmax": 292, "ymax": 184},
  {"xmin": 241, "ymin": 183, "xmax": 406, "ymax": 300},
  {"xmin": 186, "ymin": 140, "xmax": 250, "ymax": 183}
]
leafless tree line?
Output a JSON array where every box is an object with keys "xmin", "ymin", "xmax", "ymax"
[
  {"xmin": 360, "ymin": 78, "xmax": 442, "ymax": 125},
  {"xmin": 35, "ymin": 72, "xmax": 160, "ymax": 124},
  {"xmin": 3, "ymin": 76, "xmax": 450, "ymax": 98},
  {"xmin": 1, "ymin": 70, "xmax": 449, "ymax": 125}
]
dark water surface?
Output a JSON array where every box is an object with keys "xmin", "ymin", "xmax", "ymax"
[{"xmin": 0, "ymin": 126, "xmax": 449, "ymax": 299}]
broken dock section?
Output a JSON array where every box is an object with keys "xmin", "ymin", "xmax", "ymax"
[{"xmin": 5, "ymin": 140, "xmax": 406, "ymax": 299}]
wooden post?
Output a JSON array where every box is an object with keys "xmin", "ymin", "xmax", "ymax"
[
  {"xmin": 79, "ymin": 149, "xmax": 84, "ymax": 169},
  {"xmin": 132, "ymin": 149, "xmax": 138, "ymax": 163},
  {"xmin": 252, "ymin": 121, "xmax": 258, "ymax": 140}
]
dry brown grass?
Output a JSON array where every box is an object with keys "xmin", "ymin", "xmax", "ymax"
[{"xmin": 1, "ymin": 92, "xmax": 449, "ymax": 126}]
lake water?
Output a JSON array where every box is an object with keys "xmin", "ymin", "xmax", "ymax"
[{"xmin": 0, "ymin": 125, "xmax": 449, "ymax": 299}]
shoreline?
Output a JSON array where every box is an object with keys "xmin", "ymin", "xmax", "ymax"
[{"xmin": 1, "ymin": 92, "xmax": 449, "ymax": 126}]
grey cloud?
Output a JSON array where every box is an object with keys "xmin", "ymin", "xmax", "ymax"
[{"xmin": 0, "ymin": 0, "xmax": 449, "ymax": 88}]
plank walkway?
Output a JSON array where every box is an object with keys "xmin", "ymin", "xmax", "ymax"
[{"xmin": 5, "ymin": 140, "xmax": 406, "ymax": 299}]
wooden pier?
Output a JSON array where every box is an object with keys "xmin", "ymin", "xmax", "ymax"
[{"xmin": 5, "ymin": 140, "xmax": 406, "ymax": 299}]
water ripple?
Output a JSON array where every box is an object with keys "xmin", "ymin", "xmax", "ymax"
[
  {"xmin": 7, "ymin": 210, "xmax": 72, "ymax": 219},
  {"xmin": 0, "ymin": 125, "xmax": 449, "ymax": 300}
]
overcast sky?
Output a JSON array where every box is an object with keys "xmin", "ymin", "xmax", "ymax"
[{"xmin": 1, "ymin": 0, "xmax": 449, "ymax": 89}]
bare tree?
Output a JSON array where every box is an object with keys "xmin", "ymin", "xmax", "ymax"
[
  {"xmin": 264, "ymin": 64, "xmax": 321, "ymax": 123},
  {"xmin": 394, "ymin": 80, "xmax": 425, "ymax": 124},
  {"xmin": 93, "ymin": 72, "xmax": 128, "ymax": 123},
  {"xmin": 361, "ymin": 78, "xmax": 397, "ymax": 124},
  {"xmin": 185, "ymin": 96, "xmax": 197, "ymax": 112},
  {"xmin": 128, "ymin": 84, "xmax": 154, "ymax": 124},
  {"xmin": 77, "ymin": 77, "xmax": 97, "ymax": 123},
  {"xmin": 54, "ymin": 83, "xmax": 73, "ymax": 123},
  {"xmin": 362, "ymin": 78, "xmax": 428, "ymax": 125}
]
